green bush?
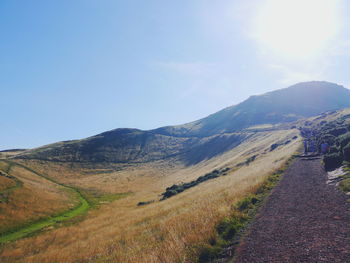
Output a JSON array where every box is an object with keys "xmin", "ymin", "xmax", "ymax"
[
  {"xmin": 343, "ymin": 143, "xmax": 350, "ymax": 162},
  {"xmin": 338, "ymin": 132, "xmax": 350, "ymax": 148},
  {"xmin": 324, "ymin": 152, "xmax": 343, "ymax": 171},
  {"xmin": 270, "ymin": 144, "xmax": 279, "ymax": 151},
  {"xmin": 339, "ymin": 177, "xmax": 350, "ymax": 193},
  {"xmin": 236, "ymin": 195, "xmax": 259, "ymax": 211},
  {"xmin": 216, "ymin": 217, "xmax": 244, "ymax": 241},
  {"xmin": 328, "ymin": 127, "xmax": 348, "ymax": 137},
  {"xmin": 245, "ymin": 155, "xmax": 257, "ymax": 165},
  {"xmin": 329, "ymin": 146, "xmax": 341, "ymax": 154},
  {"xmin": 161, "ymin": 168, "xmax": 230, "ymax": 200},
  {"xmin": 318, "ymin": 133, "xmax": 336, "ymax": 146},
  {"xmin": 137, "ymin": 200, "xmax": 154, "ymax": 206},
  {"xmin": 162, "ymin": 190, "xmax": 178, "ymax": 199},
  {"xmin": 221, "ymin": 167, "xmax": 231, "ymax": 173},
  {"xmin": 198, "ymin": 245, "xmax": 221, "ymax": 263}
]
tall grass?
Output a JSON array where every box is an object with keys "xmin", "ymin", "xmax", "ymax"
[
  {"xmin": 0, "ymin": 130, "xmax": 300, "ymax": 263},
  {"xmin": 0, "ymin": 165, "xmax": 75, "ymax": 235}
]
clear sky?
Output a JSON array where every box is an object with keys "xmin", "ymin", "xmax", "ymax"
[{"xmin": 2, "ymin": 0, "xmax": 350, "ymax": 150}]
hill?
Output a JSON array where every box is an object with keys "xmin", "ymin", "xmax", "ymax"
[
  {"xmin": 2, "ymin": 82, "xmax": 350, "ymax": 263},
  {"xmin": 15, "ymin": 81, "xmax": 350, "ymax": 163},
  {"xmin": 154, "ymin": 81, "xmax": 350, "ymax": 137}
]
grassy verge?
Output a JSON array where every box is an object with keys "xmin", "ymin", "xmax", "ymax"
[
  {"xmin": 197, "ymin": 157, "xmax": 295, "ymax": 263},
  {"xmin": 339, "ymin": 164, "xmax": 350, "ymax": 193}
]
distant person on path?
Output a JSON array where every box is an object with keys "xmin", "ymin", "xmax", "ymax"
[
  {"xmin": 304, "ymin": 140, "xmax": 308, "ymax": 154},
  {"xmin": 321, "ymin": 142, "xmax": 329, "ymax": 154},
  {"xmin": 309, "ymin": 140, "xmax": 316, "ymax": 153}
]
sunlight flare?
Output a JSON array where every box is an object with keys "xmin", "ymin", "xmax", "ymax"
[{"xmin": 255, "ymin": 0, "xmax": 341, "ymax": 58}]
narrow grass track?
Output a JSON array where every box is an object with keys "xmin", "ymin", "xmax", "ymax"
[
  {"xmin": 0, "ymin": 162, "xmax": 23, "ymax": 202},
  {"xmin": 0, "ymin": 160, "xmax": 90, "ymax": 244}
]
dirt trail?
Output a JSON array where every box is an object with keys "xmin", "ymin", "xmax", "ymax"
[{"xmin": 234, "ymin": 157, "xmax": 350, "ymax": 263}]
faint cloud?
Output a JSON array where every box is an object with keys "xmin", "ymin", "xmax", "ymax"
[
  {"xmin": 152, "ymin": 61, "xmax": 218, "ymax": 98},
  {"xmin": 151, "ymin": 60, "xmax": 238, "ymax": 101},
  {"xmin": 267, "ymin": 64, "xmax": 325, "ymax": 85},
  {"xmin": 153, "ymin": 61, "xmax": 216, "ymax": 76},
  {"xmin": 329, "ymin": 39, "xmax": 350, "ymax": 56}
]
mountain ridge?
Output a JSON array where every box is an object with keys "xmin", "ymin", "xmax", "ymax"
[
  {"xmin": 14, "ymin": 81, "xmax": 350, "ymax": 163},
  {"xmin": 153, "ymin": 81, "xmax": 350, "ymax": 137}
]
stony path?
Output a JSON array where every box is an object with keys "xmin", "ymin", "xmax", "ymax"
[{"xmin": 234, "ymin": 157, "xmax": 350, "ymax": 263}]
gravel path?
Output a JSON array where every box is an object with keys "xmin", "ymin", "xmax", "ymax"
[{"xmin": 234, "ymin": 157, "xmax": 350, "ymax": 263}]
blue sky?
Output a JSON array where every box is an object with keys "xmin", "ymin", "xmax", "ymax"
[{"xmin": 1, "ymin": 0, "xmax": 350, "ymax": 150}]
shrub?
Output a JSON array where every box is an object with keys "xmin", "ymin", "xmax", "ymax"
[
  {"xmin": 165, "ymin": 184, "xmax": 178, "ymax": 191},
  {"xmin": 338, "ymin": 132, "xmax": 350, "ymax": 148},
  {"xmin": 162, "ymin": 190, "xmax": 178, "ymax": 199},
  {"xmin": 319, "ymin": 133, "xmax": 336, "ymax": 146},
  {"xmin": 329, "ymin": 146, "xmax": 341, "ymax": 154},
  {"xmin": 221, "ymin": 167, "xmax": 230, "ymax": 173},
  {"xmin": 328, "ymin": 127, "xmax": 348, "ymax": 137},
  {"xmin": 236, "ymin": 195, "xmax": 259, "ymax": 211},
  {"xmin": 216, "ymin": 217, "xmax": 244, "ymax": 241},
  {"xmin": 339, "ymin": 177, "xmax": 350, "ymax": 193},
  {"xmin": 343, "ymin": 143, "xmax": 350, "ymax": 162},
  {"xmin": 324, "ymin": 152, "xmax": 343, "ymax": 171},
  {"xmin": 270, "ymin": 144, "xmax": 279, "ymax": 151},
  {"xmin": 198, "ymin": 245, "xmax": 221, "ymax": 263},
  {"xmin": 161, "ymin": 168, "xmax": 230, "ymax": 199},
  {"xmin": 245, "ymin": 155, "xmax": 257, "ymax": 165},
  {"xmin": 137, "ymin": 200, "xmax": 154, "ymax": 206}
]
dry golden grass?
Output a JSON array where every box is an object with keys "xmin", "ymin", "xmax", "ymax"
[
  {"xmin": 0, "ymin": 176, "xmax": 16, "ymax": 192},
  {"xmin": 0, "ymin": 129, "xmax": 300, "ymax": 263},
  {"xmin": 0, "ymin": 164, "xmax": 77, "ymax": 234},
  {"xmin": 0, "ymin": 161, "xmax": 10, "ymax": 172},
  {"xmin": 0, "ymin": 150, "xmax": 26, "ymax": 159}
]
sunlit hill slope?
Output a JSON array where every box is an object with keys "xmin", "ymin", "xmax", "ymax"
[
  {"xmin": 1, "ymin": 81, "xmax": 350, "ymax": 263},
  {"xmin": 15, "ymin": 81, "xmax": 350, "ymax": 164}
]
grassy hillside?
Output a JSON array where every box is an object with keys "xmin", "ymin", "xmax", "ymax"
[
  {"xmin": 5, "ymin": 109, "xmax": 350, "ymax": 262},
  {"xmin": 0, "ymin": 149, "xmax": 26, "ymax": 159},
  {"xmin": 15, "ymin": 129, "xmax": 252, "ymax": 164},
  {"xmin": 2, "ymin": 82, "xmax": 350, "ymax": 262},
  {"xmin": 0, "ymin": 127, "xmax": 301, "ymax": 263}
]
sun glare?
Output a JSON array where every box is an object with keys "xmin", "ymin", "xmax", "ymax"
[{"xmin": 255, "ymin": 0, "xmax": 340, "ymax": 58}]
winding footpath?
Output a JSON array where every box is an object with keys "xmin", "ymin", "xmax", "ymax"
[
  {"xmin": 0, "ymin": 160, "xmax": 90, "ymax": 243},
  {"xmin": 235, "ymin": 157, "xmax": 350, "ymax": 263},
  {"xmin": 0, "ymin": 162, "xmax": 23, "ymax": 203}
]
